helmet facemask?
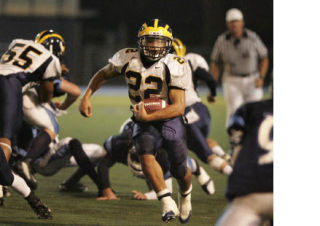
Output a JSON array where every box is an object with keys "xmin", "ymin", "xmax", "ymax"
[{"xmin": 138, "ymin": 35, "xmax": 172, "ymax": 62}]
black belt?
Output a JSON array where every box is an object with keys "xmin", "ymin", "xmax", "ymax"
[{"xmin": 231, "ymin": 71, "xmax": 258, "ymax": 77}]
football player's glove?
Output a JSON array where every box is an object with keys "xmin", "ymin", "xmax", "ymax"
[
  {"xmin": 35, "ymin": 30, "xmax": 65, "ymax": 60},
  {"xmin": 172, "ymin": 38, "xmax": 186, "ymax": 57},
  {"xmin": 137, "ymin": 19, "xmax": 173, "ymax": 61}
]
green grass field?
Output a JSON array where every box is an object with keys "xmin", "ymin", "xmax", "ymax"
[{"xmin": 0, "ymin": 95, "xmax": 230, "ymax": 226}]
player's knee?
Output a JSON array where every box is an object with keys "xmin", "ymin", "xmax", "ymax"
[
  {"xmin": 0, "ymin": 171, "xmax": 14, "ymax": 186},
  {"xmin": 170, "ymin": 161, "xmax": 187, "ymax": 179},
  {"xmin": 68, "ymin": 138, "xmax": 82, "ymax": 154},
  {"xmin": 44, "ymin": 128, "xmax": 57, "ymax": 141},
  {"xmin": 135, "ymin": 135, "xmax": 156, "ymax": 155}
]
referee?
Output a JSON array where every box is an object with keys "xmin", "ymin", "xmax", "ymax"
[{"xmin": 210, "ymin": 8, "xmax": 269, "ymax": 126}]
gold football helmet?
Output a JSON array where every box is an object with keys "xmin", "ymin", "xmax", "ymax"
[
  {"xmin": 172, "ymin": 38, "xmax": 186, "ymax": 57},
  {"xmin": 35, "ymin": 30, "xmax": 65, "ymax": 59},
  {"xmin": 138, "ymin": 19, "xmax": 173, "ymax": 61}
]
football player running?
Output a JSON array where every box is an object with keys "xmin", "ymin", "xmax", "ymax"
[
  {"xmin": 0, "ymin": 29, "xmax": 63, "ymax": 218},
  {"xmin": 80, "ymin": 19, "xmax": 192, "ymax": 223},
  {"xmin": 215, "ymin": 98, "xmax": 273, "ymax": 226},
  {"xmin": 172, "ymin": 38, "xmax": 233, "ymax": 175}
]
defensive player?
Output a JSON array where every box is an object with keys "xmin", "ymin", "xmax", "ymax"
[
  {"xmin": 0, "ymin": 30, "xmax": 63, "ymax": 190},
  {"xmin": 91, "ymin": 118, "xmax": 214, "ymax": 201},
  {"xmin": 11, "ymin": 121, "xmax": 105, "ymax": 192},
  {"xmin": 20, "ymin": 31, "xmax": 81, "ymax": 186},
  {"xmin": 216, "ymin": 98, "xmax": 273, "ymax": 226},
  {"xmin": 80, "ymin": 19, "xmax": 192, "ymax": 223},
  {"xmin": 172, "ymin": 38, "xmax": 232, "ymax": 175}
]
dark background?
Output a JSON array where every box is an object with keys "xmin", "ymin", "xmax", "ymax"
[{"xmin": 0, "ymin": 0, "xmax": 273, "ymax": 85}]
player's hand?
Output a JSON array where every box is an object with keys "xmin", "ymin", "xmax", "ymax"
[
  {"xmin": 131, "ymin": 190, "xmax": 148, "ymax": 200},
  {"xmin": 255, "ymin": 77, "xmax": 264, "ymax": 88},
  {"xmin": 79, "ymin": 97, "xmax": 92, "ymax": 117},
  {"xmin": 207, "ymin": 95, "xmax": 216, "ymax": 104},
  {"xmin": 61, "ymin": 63, "xmax": 70, "ymax": 74},
  {"xmin": 96, "ymin": 188, "xmax": 119, "ymax": 200},
  {"xmin": 54, "ymin": 101, "xmax": 65, "ymax": 110},
  {"xmin": 133, "ymin": 102, "xmax": 149, "ymax": 122}
]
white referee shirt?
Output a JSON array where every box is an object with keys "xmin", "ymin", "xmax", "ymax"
[{"xmin": 210, "ymin": 28, "xmax": 268, "ymax": 76}]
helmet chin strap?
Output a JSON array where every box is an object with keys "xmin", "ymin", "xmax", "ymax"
[{"xmin": 139, "ymin": 52, "xmax": 158, "ymax": 68}]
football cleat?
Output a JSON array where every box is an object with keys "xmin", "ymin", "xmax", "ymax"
[
  {"xmin": 11, "ymin": 160, "xmax": 37, "ymax": 190},
  {"xmin": 161, "ymin": 196, "xmax": 179, "ymax": 223},
  {"xmin": 58, "ymin": 181, "xmax": 88, "ymax": 192},
  {"xmin": 26, "ymin": 192, "xmax": 52, "ymax": 219},
  {"xmin": 196, "ymin": 166, "xmax": 215, "ymax": 195},
  {"xmin": 178, "ymin": 185, "xmax": 192, "ymax": 224}
]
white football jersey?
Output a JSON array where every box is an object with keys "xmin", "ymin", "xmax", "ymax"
[
  {"xmin": 109, "ymin": 48, "xmax": 192, "ymax": 105},
  {"xmin": 185, "ymin": 53, "xmax": 209, "ymax": 72},
  {"xmin": 0, "ymin": 39, "xmax": 61, "ymax": 86},
  {"xmin": 183, "ymin": 53, "xmax": 211, "ymax": 106}
]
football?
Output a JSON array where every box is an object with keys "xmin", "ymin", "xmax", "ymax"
[{"xmin": 143, "ymin": 98, "xmax": 167, "ymax": 114}]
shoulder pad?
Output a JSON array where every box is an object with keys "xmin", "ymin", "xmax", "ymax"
[
  {"xmin": 163, "ymin": 53, "xmax": 188, "ymax": 78},
  {"xmin": 108, "ymin": 48, "xmax": 139, "ymax": 73},
  {"xmin": 185, "ymin": 53, "xmax": 209, "ymax": 71}
]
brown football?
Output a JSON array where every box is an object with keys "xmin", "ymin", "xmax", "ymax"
[{"xmin": 143, "ymin": 98, "xmax": 167, "ymax": 114}]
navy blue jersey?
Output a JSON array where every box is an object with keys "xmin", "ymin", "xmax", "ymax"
[
  {"xmin": 226, "ymin": 99, "xmax": 273, "ymax": 200},
  {"xmin": 103, "ymin": 119, "xmax": 171, "ymax": 174}
]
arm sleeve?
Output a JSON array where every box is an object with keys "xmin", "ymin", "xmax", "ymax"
[{"xmin": 194, "ymin": 67, "xmax": 217, "ymax": 96}]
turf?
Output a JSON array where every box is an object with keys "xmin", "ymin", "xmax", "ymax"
[{"xmin": 0, "ymin": 95, "xmax": 230, "ymax": 226}]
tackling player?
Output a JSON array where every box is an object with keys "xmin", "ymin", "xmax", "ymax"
[
  {"xmin": 172, "ymin": 38, "xmax": 232, "ymax": 175},
  {"xmin": 19, "ymin": 30, "xmax": 81, "ymax": 188},
  {"xmin": 216, "ymin": 98, "xmax": 273, "ymax": 225},
  {"xmin": 0, "ymin": 29, "xmax": 64, "ymax": 218},
  {"xmin": 11, "ymin": 121, "xmax": 105, "ymax": 192},
  {"xmin": 0, "ymin": 31, "xmax": 63, "ymax": 184},
  {"xmin": 80, "ymin": 19, "xmax": 193, "ymax": 223}
]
